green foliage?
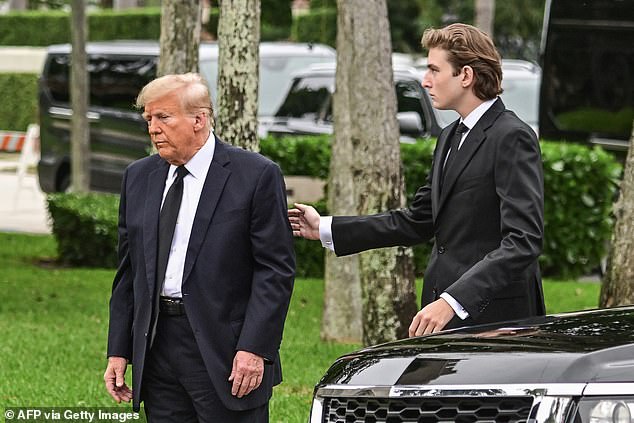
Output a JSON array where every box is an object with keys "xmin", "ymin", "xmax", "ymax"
[
  {"xmin": 415, "ymin": 0, "xmax": 545, "ymax": 61},
  {"xmin": 388, "ymin": 0, "xmax": 424, "ymax": 53},
  {"xmin": 46, "ymin": 192, "xmax": 119, "ymax": 268},
  {"xmin": 206, "ymin": 5, "xmax": 292, "ymax": 41},
  {"xmin": 262, "ymin": 0, "xmax": 293, "ymax": 33},
  {"xmin": 0, "ymin": 73, "xmax": 38, "ymax": 131},
  {"xmin": 556, "ymin": 107, "xmax": 634, "ymax": 138},
  {"xmin": 261, "ymin": 135, "xmax": 331, "ymax": 178},
  {"xmin": 0, "ymin": 8, "xmax": 161, "ymax": 46},
  {"xmin": 291, "ymin": 3, "xmax": 427, "ymax": 53},
  {"xmin": 540, "ymin": 141, "xmax": 621, "ymax": 278},
  {"xmin": 291, "ymin": 7, "xmax": 337, "ymax": 47}
]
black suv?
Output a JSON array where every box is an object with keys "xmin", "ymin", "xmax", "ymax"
[
  {"xmin": 310, "ymin": 306, "xmax": 634, "ymax": 423},
  {"xmin": 37, "ymin": 40, "xmax": 335, "ymax": 193}
]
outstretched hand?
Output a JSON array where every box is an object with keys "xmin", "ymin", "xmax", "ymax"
[{"xmin": 288, "ymin": 203, "xmax": 321, "ymax": 240}]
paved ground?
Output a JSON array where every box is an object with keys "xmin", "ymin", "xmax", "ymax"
[{"xmin": 0, "ymin": 169, "xmax": 50, "ymax": 234}]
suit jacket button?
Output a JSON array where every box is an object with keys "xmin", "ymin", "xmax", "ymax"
[{"xmin": 438, "ymin": 246, "xmax": 445, "ymax": 254}]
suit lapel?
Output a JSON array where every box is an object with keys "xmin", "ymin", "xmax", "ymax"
[
  {"xmin": 143, "ymin": 159, "xmax": 170, "ymax": 297},
  {"xmin": 182, "ymin": 138, "xmax": 231, "ymax": 285},
  {"xmin": 437, "ymin": 98, "xmax": 506, "ymax": 214}
]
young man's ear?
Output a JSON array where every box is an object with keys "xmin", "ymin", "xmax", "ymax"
[{"xmin": 461, "ymin": 65, "xmax": 475, "ymax": 88}]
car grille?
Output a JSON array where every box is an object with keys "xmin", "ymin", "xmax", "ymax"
[{"xmin": 322, "ymin": 396, "xmax": 534, "ymax": 423}]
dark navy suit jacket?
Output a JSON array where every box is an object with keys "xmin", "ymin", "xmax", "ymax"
[{"xmin": 107, "ymin": 137, "xmax": 295, "ymax": 411}]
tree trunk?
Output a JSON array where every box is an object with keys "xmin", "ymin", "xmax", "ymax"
[
  {"xmin": 70, "ymin": 0, "xmax": 90, "ymax": 193},
  {"xmin": 158, "ymin": 0, "xmax": 202, "ymax": 76},
  {"xmin": 216, "ymin": 0, "xmax": 260, "ymax": 151},
  {"xmin": 329, "ymin": 0, "xmax": 417, "ymax": 346},
  {"xmin": 475, "ymin": 0, "xmax": 495, "ymax": 37},
  {"xmin": 600, "ymin": 121, "xmax": 634, "ymax": 307}
]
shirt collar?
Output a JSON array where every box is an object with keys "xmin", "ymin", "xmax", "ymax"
[
  {"xmin": 461, "ymin": 97, "xmax": 498, "ymax": 130},
  {"xmin": 168, "ymin": 131, "xmax": 215, "ymax": 181}
]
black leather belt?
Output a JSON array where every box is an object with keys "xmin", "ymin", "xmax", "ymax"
[{"xmin": 159, "ymin": 296, "xmax": 185, "ymax": 316}]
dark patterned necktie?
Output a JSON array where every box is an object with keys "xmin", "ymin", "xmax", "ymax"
[
  {"xmin": 441, "ymin": 122, "xmax": 469, "ymax": 189},
  {"xmin": 156, "ymin": 165, "xmax": 189, "ymax": 292}
]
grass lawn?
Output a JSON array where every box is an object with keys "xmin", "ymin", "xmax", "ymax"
[{"xmin": 0, "ymin": 232, "xmax": 601, "ymax": 422}]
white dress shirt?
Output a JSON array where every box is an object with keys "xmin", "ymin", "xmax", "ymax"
[
  {"xmin": 318, "ymin": 98, "xmax": 499, "ymax": 319},
  {"xmin": 160, "ymin": 132, "xmax": 215, "ymax": 297}
]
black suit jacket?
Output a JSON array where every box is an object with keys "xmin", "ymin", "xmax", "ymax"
[
  {"xmin": 107, "ymin": 137, "xmax": 295, "ymax": 411},
  {"xmin": 332, "ymin": 99, "xmax": 545, "ymax": 328}
]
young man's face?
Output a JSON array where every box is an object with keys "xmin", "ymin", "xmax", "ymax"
[
  {"xmin": 422, "ymin": 48, "xmax": 466, "ymax": 112},
  {"xmin": 143, "ymin": 91, "xmax": 204, "ymax": 166}
]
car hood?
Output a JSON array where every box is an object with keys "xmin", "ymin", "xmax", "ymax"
[{"xmin": 319, "ymin": 307, "xmax": 634, "ymax": 386}]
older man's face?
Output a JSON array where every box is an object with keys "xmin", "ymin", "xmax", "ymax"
[{"xmin": 143, "ymin": 91, "xmax": 204, "ymax": 166}]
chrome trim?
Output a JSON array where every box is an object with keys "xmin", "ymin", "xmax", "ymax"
[
  {"xmin": 529, "ymin": 396, "xmax": 576, "ymax": 423},
  {"xmin": 309, "ymin": 398, "xmax": 323, "ymax": 423},
  {"xmin": 584, "ymin": 383, "xmax": 634, "ymax": 395},
  {"xmin": 49, "ymin": 106, "xmax": 100, "ymax": 122},
  {"xmin": 589, "ymin": 136, "xmax": 629, "ymax": 151},
  {"xmin": 312, "ymin": 384, "xmax": 586, "ymax": 423},
  {"xmin": 315, "ymin": 383, "xmax": 585, "ymax": 398}
]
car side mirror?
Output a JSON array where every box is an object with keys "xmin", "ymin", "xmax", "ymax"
[{"xmin": 397, "ymin": 112, "xmax": 424, "ymax": 137}]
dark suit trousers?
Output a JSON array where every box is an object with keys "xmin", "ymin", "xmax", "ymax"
[{"xmin": 142, "ymin": 313, "xmax": 269, "ymax": 423}]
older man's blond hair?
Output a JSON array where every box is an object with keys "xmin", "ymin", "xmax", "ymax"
[{"xmin": 136, "ymin": 73, "xmax": 214, "ymax": 129}]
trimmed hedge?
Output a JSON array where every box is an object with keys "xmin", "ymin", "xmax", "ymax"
[
  {"xmin": 540, "ymin": 141, "xmax": 621, "ymax": 277},
  {"xmin": 0, "ymin": 8, "xmax": 161, "ymax": 47},
  {"xmin": 47, "ymin": 192, "xmax": 119, "ymax": 268},
  {"xmin": 46, "ymin": 136, "xmax": 621, "ymax": 281},
  {"xmin": 0, "ymin": 73, "xmax": 39, "ymax": 131}
]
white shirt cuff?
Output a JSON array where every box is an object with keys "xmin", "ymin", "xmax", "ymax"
[
  {"xmin": 319, "ymin": 216, "xmax": 335, "ymax": 251},
  {"xmin": 440, "ymin": 292, "xmax": 469, "ymax": 320}
]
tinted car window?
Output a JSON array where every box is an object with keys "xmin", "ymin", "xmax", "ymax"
[
  {"xmin": 540, "ymin": 0, "xmax": 634, "ymax": 143},
  {"xmin": 274, "ymin": 73, "xmax": 429, "ymax": 132},
  {"xmin": 395, "ymin": 79, "xmax": 427, "ymax": 128},
  {"xmin": 45, "ymin": 53, "xmax": 156, "ymax": 111},
  {"xmin": 274, "ymin": 76, "xmax": 334, "ymax": 121}
]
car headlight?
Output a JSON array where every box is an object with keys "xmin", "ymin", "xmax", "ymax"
[{"xmin": 575, "ymin": 398, "xmax": 634, "ymax": 423}]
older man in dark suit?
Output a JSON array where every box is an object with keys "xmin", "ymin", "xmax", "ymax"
[
  {"xmin": 103, "ymin": 73, "xmax": 295, "ymax": 422},
  {"xmin": 289, "ymin": 23, "xmax": 544, "ymax": 335}
]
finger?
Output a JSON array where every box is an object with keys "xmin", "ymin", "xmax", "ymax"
[
  {"xmin": 243, "ymin": 376, "xmax": 258, "ymax": 396},
  {"xmin": 232, "ymin": 375, "xmax": 243, "ymax": 396},
  {"xmin": 423, "ymin": 322, "xmax": 435, "ymax": 335},
  {"xmin": 408, "ymin": 314, "xmax": 421, "ymax": 337},
  {"xmin": 238, "ymin": 377, "xmax": 251, "ymax": 397}
]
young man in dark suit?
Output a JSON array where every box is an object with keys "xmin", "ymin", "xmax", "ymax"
[
  {"xmin": 104, "ymin": 73, "xmax": 295, "ymax": 422},
  {"xmin": 289, "ymin": 23, "xmax": 545, "ymax": 336}
]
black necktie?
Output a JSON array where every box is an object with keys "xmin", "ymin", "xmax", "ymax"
[
  {"xmin": 156, "ymin": 165, "xmax": 189, "ymax": 293},
  {"xmin": 441, "ymin": 122, "xmax": 469, "ymax": 189}
]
